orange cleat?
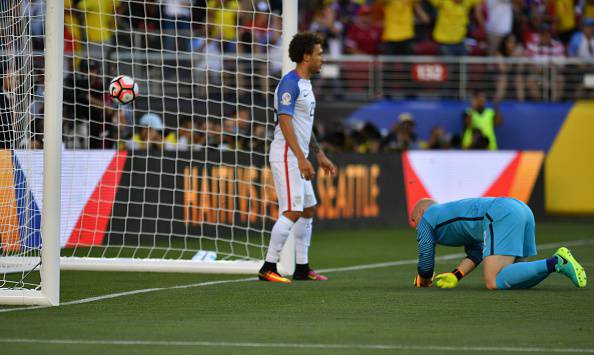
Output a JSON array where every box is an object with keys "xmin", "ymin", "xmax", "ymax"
[{"xmin": 258, "ymin": 270, "xmax": 292, "ymax": 283}]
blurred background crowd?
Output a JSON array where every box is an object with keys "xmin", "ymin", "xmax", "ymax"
[{"xmin": 1, "ymin": 0, "xmax": 593, "ymax": 152}]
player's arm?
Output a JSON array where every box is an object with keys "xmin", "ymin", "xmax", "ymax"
[
  {"xmin": 310, "ymin": 132, "xmax": 336, "ymax": 177},
  {"xmin": 415, "ymin": 218, "xmax": 436, "ymax": 287},
  {"xmin": 278, "ymin": 114, "xmax": 315, "ymax": 180}
]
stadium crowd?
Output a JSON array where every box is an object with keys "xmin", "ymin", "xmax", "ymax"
[
  {"xmin": 44, "ymin": 0, "xmax": 594, "ymax": 58},
  {"xmin": 2, "ymin": 0, "xmax": 594, "ymax": 151}
]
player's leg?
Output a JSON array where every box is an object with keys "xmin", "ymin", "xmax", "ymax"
[
  {"xmin": 292, "ymin": 183, "xmax": 327, "ymax": 281},
  {"xmin": 484, "ymin": 200, "xmax": 562, "ymax": 290},
  {"xmin": 485, "ymin": 255, "xmax": 558, "ymax": 290},
  {"xmin": 259, "ymin": 161, "xmax": 305, "ymax": 283}
]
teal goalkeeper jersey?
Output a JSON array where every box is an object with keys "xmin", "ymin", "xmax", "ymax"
[{"xmin": 416, "ymin": 197, "xmax": 498, "ymax": 278}]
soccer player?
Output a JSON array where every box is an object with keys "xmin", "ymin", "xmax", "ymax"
[
  {"xmin": 258, "ymin": 32, "xmax": 337, "ymax": 283},
  {"xmin": 411, "ymin": 197, "xmax": 587, "ymax": 290}
]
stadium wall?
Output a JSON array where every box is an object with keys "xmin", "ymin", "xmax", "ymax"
[
  {"xmin": 104, "ymin": 150, "xmax": 544, "ymax": 238},
  {"xmin": 0, "ymin": 150, "xmax": 549, "ymax": 252}
]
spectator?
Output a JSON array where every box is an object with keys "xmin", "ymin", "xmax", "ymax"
[
  {"xmin": 495, "ymin": 34, "xmax": 526, "ymax": 101},
  {"xmin": 127, "ymin": 113, "xmax": 164, "ymax": 151},
  {"xmin": 380, "ymin": 0, "xmax": 430, "ymax": 55},
  {"xmin": 485, "ymin": 0, "xmax": 515, "ymax": 55},
  {"xmin": 422, "ymin": 126, "xmax": 452, "ymax": 149},
  {"xmin": 164, "ymin": 117, "xmax": 206, "ymax": 151},
  {"xmin": 582, "ymin": 0, "xmax": 594, "ymax": 19},
  {"xmin": 525, "ymin": 23, "xmax": 565, "ymax": 101},
  {"xmin": 344, "ymin": 5, "xmax": 382, "ymax": 54},
  {"xmin": 549, "ymin": 0, "xmax": 577, "ymax": 44},
  {"xmin": 127, "ymin": 0, "xmax": 161, "ymax": 32},
  {"xmin": 461, "ymin": 91, "xmax": 502, "ymax": 150},
  {"xmin": 347, "ymin": 121, "xmax": 381, "ymax": 153},
  {"xmin": 29, "ymin": 0, "xmax": 45, "ymax": 50},
  {"xmin": 77, "ymin": 0, "xmax": 122, "ymax": 68},
  {"xmin": 221, "ymin": 122, "xmax": 236, "ymax": 150},
  {"xmin": 64, "ymin": 0, "xmax": 82, "ymax": 71},
  {"xmin": 0, "ymin": 71, "xmax": 14, "ymax": 149},
  {"xmin": 521, "ymin": 11, "xmax": 547, "ymax": 45},
  {"xmin": 162, "ymin": 0, "xmax": 193, "ymax": 51},
  {"xmin": 208, "ymin": 0, "xmax": 241, "ymax": 52},
  {"xmin": 29, "ymin": 73, "xmax": 45, "ymax": 149},
  {"xmin": 250, "ymin": 122, "xmax": 269, "ymax": 153},
  {"xmin": 63, "ymin": 59, "xmax": 115, "ymax": 149},
  {"xmin": 430, "ymin": 0, "xmax": 485, "ymax": 56},
  {"xmin": 568, "ymin": 18, "xmax": 594, "ymax": 59},
  {"xmin": 568, "ymin": 18, "xmax": 594, "ymax": 98},
  {"xmin": 467, "ymin": 127, "xmax": 491, "ymax": 149},
  {"xmin": 381, "ymin": 113, "xmax": 418, "ymax": 151},
  {"xmin": 239, "ymin": 1, "xmax": 271, "ymax": 54},
  {"xmin": 309, "ymin": 3, "xmax": 344, "ymax": 56}
]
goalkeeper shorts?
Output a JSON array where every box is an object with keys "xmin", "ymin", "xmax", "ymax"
[{"xmin": 482, "ymin": 198, "xmax": 537, "ymax": 259}]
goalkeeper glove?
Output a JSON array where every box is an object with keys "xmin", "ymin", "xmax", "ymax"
[
  {"xmin": 435, "ymin": 269, "xmax": 464, "ymax": 289},
  {"xmin": 413, "ymin": 274, "xmax": 433, "ymax": 288}
]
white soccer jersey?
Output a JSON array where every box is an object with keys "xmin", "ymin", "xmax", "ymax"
[{"xmin": 269, "ymin": 70, "xmax": 316, "ymax": 163}]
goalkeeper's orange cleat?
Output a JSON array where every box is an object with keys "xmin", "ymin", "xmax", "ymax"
[
  {"xmin": 258, "ymin": 270, "xmax": 291, "ymax": 283},
  {"xmin": 293, "ymin": 270, "xmax": 328, "ymax": 281}
]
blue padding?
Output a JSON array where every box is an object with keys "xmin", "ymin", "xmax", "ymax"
[
  {"xmin": 345, "ymin": 100, "xmax": 571, "ymax": 152},
  {"xmin": 12, "ymin": 153, "xmax": 42, "ymax": 250}
]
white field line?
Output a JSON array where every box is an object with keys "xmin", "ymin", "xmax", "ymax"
[
  {"xmin": 1, "ymin": 238, "xmax": 593, "ymax": 315},
  {"xmin": 0, "ymin": 338, "xmax": 592, "ymax": 353}
]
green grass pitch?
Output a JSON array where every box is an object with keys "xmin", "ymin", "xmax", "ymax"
[{"xmin": 1, "ymin": 221, "xmax": 593, "ymax": 354}]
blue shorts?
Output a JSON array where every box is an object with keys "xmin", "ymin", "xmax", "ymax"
[{"xmin": 482, "ymin": 198, "xmax": 537, "ymax": 259}]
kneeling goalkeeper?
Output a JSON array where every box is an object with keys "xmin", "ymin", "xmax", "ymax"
[{"xmin": 411, "ymin": 197, "xmax": 587, "ymax": 290}]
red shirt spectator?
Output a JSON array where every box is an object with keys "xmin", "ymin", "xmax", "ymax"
[
  {"xmin": 525, "ymin": 24, "xmax": 565, "ymax": 60},
  {"xmin": 344, "ymin": 6, "xmax": 383, "ymax": 54}
]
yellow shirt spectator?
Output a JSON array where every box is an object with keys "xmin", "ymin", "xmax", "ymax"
[
  {"xmin": 554, "ymin": 0, "xmax": 576, "ymax": 32},
  {"xmin": 64, "ymin": 0, "xmax": 81, "ymax": 51},
  {"xmin": 77, "ymin": 0, "xmax": 120, "ymax": 43},
  {"xmin": 584, "ymin": 2, "xmax": 594, "ymax": 19},
  {"xmin": 383, "ymin": 0, "xmax": 418, "ymax": 42},
  {"xmin": 431, "ymin": 0, "xmax": 482, "ymax": 44},
  {"xmin": 208, "ymin": 0, "xmax": 240, "ymax": 41}
]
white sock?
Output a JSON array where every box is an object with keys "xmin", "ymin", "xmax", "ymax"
[
  {"xmin": 265, "ymin": 215, "xmax": 295, "ymax": 263},
  {"xmin": 293, "ymin": 217, "xmax": 313, "ymax": 265}
]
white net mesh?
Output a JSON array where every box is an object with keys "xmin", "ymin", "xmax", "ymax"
[
  {"xmin": 56, "ymin": 0, "xmax": 284, "ymax": 267},
  {"xmin": 0, "ymin": 0, "xmax": 44, "ymax": 290}
]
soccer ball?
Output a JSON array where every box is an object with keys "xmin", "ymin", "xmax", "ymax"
[{"xmin": 109, "ymin": 75, "xmax": 139, "ymax": 104}]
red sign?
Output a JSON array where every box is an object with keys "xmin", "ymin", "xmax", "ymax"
[{"xmin": 412, "ymin": 64, "xmax": 447, "ymax": 82}]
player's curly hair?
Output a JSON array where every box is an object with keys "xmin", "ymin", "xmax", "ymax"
[{"xmin": 288, "ymin": 32, "xmax": 323, "ymax": 63}]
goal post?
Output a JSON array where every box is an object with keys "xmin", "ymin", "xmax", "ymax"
[
  {"xmin": 1, "ymin": 0, "xmax": 299, "ymax": 305},
  {"xmin": 40, "ymin": 0, "xmax": 64, "ymax": 306},
  {"xmin": 0, "ymin": 0, "xmax": 63, "ymax": 306}
]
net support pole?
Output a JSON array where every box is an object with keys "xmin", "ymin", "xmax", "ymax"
[
  {"xmin": 41, "ymin": 0, "xmax": 64, "ymax": 306},
  {"xmin": 278, "ymin": 0, "xmax": 298, "ymax": 276}
]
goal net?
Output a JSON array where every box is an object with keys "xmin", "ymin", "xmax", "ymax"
[
  {"xmin": 0, "ymin": 0, "xmax": 297, "ymax": 305},
  {"xmin": 59, "ymin": 0, "xmax": 296, "ymax": 272}
]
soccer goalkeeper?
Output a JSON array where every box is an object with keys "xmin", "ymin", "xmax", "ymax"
[{"xmin": 411, "ymin": 197, "xmax": 587, "ymax": 290}]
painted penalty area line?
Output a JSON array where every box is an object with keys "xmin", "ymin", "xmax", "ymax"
[
  {"xmin": 0, "ymin": 338, "xmax": 593, "ymax": 353},
  {"xmin": 0, "ymin": 238, "xmax": 592, "ymax": 314}
]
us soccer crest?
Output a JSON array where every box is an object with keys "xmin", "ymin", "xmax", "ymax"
[{"xmin": 281, "ymin": 92, "xmax": 291, "ymax": 105}]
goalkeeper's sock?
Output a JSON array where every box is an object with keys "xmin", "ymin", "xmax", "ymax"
[
  {"xmin": 495, "ymin": 260, "xmax": 550, "ymax": 289},
  {"xmin": 293, "ymin": 217, "xmax": 313, "ymax": 265},
  {"xmin": 546, "ymin": 256, "xmax": 559, "ymax": 273},
  {"xmin": 264, "ymin": 215, "xmax": 295, "ymax": 263}
]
